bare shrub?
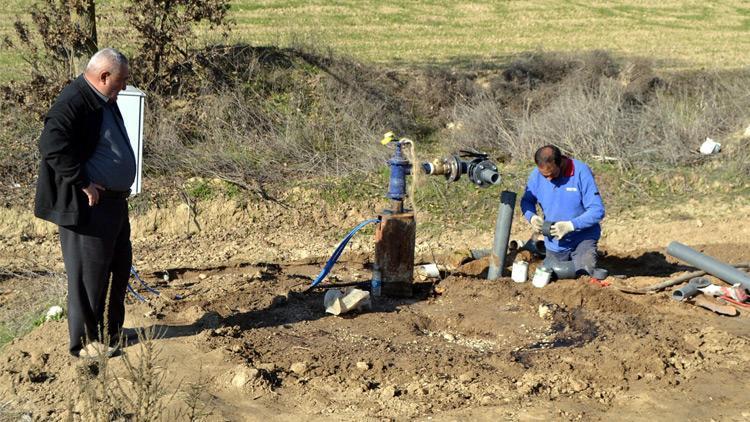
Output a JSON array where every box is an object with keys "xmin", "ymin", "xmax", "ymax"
[
  {"xmin": 1, "ymin": 0, "xmax": 96, "ymax": 115},
  {"xmin": 125, "ymin": 0, "xmax": 231, "ymax": 95},
  {"xmin": 180, "ymin": 367, "xmax": 214, "ymax": 421},
  {"xmin": 452, "ymin": 52, "xmax": 750, "ymax": 169},
  {"xmin": 142, "ymin": 45, "xmax": 437, "ymax": 191},
  {"xmin": 74, "ymin": 327, "xmax": 180, "ymax": 421}
]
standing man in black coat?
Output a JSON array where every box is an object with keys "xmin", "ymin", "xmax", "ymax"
[{"xmin": 34, "ymin": 48, "xmax": 134, "ymax": 358}]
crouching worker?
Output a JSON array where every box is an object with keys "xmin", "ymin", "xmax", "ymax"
[{"xmin": 520, "ymin": 145, "xmax": 605, "ymax": 277}]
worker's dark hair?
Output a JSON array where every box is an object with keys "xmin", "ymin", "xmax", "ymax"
[{"xmin": 534, "ymin": 145, "xmax": 562, "ymax": 166}]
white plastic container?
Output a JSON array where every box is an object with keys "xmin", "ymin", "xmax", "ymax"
[
  {"xmin": 511, "ymin": 261, "xmax": 529, "ymax": 283},
  {"xmin": 419, "ymin": 263, "xmax": 441, "ymax": 278},
  {"xmin": 699, "ymin": 138, "xmax": 721, "ymax": 155},
  {"xmin": 116, "ymin": 85, "xmax": 146, "ymax": 195},
  {"xmin": 532, "ymin": 267, "xmax": 552, "ymax": 288}
]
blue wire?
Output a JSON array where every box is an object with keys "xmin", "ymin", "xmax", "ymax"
[
  {"xmin": 127, "ymin": 218, "xmax": 380, "ymax": 299},
  {"xmin": 309, "ymin": 218, "xmax": 380, "ymax": 288},
  {"xmin": 131, "ymin": 266, "xmax": 160, "ymax": 295},
  {"xmin": 128, "ymin": 265, "xmax": 160, "ymax": 302},
  {"xmin": 127, "ymin": 283, "xmax": 147, "ymax": 302}
]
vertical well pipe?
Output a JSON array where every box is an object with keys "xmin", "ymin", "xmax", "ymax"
[
  {"xmin": 488, "ymin": 190, "xmax": 517, "ymax": 280},
  {"xmin": 375, "ymin": 211, "xmax": 416, "ymax": 297}
]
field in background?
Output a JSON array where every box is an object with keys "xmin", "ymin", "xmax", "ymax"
[
  {"xmin": 2, "ymin": 0, "xmax": 750, "ymax": 82},
  {"xmin": 226, "ymin": 0, "xmax": 750, "ymax": 69}
]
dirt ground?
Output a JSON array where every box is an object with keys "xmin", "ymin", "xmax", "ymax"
[{"xmin": 1, "ymin": 192, "xmax": 749, "ymax": 421}]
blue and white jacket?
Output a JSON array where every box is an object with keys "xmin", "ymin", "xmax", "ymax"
[{"xmin": 520, "ymin": 158, "xmax": 605, "ymax": 253}]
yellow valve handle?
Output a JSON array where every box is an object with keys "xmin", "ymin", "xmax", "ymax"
[
  {"xmin": 380, "ymin": 132, "xmax": 414, "ymax": 146},
  {"xmin": 380, "ymin": 131, "xmax": 397, "ymax": 145}
]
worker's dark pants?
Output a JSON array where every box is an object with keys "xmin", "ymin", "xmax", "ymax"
[
  {"xmin": 546, "ymin": 239, "xmax": 598, "ymax": 277},
  {"xmin": 59, "ymin": 196, "xmax": 131, "ymax": 356}
]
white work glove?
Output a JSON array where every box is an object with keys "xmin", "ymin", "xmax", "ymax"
[
  {"xmin": 550, "ymin": 221, "xmax": 575, "ymax": 240},
  {"xmin": 529, "ymin": 215, "xmax": 543, "ymax": 233}
]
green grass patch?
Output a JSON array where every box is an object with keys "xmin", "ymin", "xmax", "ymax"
[
  {"xmin": 3, "ymin": 0, "xmax": 750, "ymax": 84},
  {"xmin": 0, "ymin": 303, "xmax": 64, "ymax": 351}
]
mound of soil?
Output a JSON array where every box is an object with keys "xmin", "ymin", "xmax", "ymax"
[{"xmin": 2, "ymin": 240, "xmax": 749, "ymax": 420}]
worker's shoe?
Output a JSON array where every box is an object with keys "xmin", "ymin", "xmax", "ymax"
[{"xmin": 78, "ymin": 341, "xmax": 118, "ymax": 359}]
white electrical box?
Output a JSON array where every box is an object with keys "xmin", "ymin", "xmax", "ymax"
[{"xmin": 116, "ymin": 85, "xmax": 146, "ymax": 195}]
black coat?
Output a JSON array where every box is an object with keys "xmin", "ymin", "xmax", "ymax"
[{"xmin": 34, "ymin": 75, "xmax": 104, "ymax": 226}]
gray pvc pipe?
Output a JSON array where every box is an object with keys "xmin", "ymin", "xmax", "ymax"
[
  {"xmin": 478, "ymin": 168, "xmax": 501, "ymax": 185},
  {"xmin": 542, "ymin": 221, "xmax": 554, "ymax": 238},
  {"xmin": 470, "ymin": 248, "xmax": 491, "ymax": 260},
  {"xmin": 671, "ymin": 277, "xmax": 711, "ymax": 301},
  {"xmin": 666, "ymin": 241, "xmax": 750, "ymax": 291},
  {"xmin": 488, "ymin": 190, "xmax": 517, "ymax": 280},
  {"xmin": 543, "ymin": 256, "xmax": 577, "ymax": 279},
  {"xmin": 526, "ymin": 238, "xmax": 546, "ymax": 257}
]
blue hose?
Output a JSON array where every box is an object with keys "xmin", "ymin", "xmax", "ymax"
[
  {"xmin": 128, "ymin": 265, "xmax": 160, "ymax": 302},
  {"xmin": 309, "ymin": 218, "xmax": 380, "ymax": 289}
]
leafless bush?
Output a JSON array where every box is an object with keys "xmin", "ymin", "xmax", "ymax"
[
  {"xmin": 1, "ymin": 0, "xmax": 97, "ymax": 116},
  {"xmin": 74, "ymin": 326, "xmax": 180, "ymax": 421},
  {"xmin": 125, "ymin": 0, "xmax": 231, "ymax": 95},
  {"xmin": 143, "ymin": 46, "xmax": 427, "ymax": 191},
  {"xmin": 451, "ymin": 52, "xmax": 750, "ymax": 169},
  {"xmin": 180, "ymin": 366, "xmax": 214, "ymax": 421}
]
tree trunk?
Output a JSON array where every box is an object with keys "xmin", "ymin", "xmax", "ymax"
[{"xmin": 76, "ymin": 0, "xmax": 98, "ymax": 56}]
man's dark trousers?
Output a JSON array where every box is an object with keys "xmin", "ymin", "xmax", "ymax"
[
  {"xmin": 545, "ymin": 239, "xmax": 598, "ymax": 277},
  {"xmin": 59, "ymin": 194, "xmax": 131, "ymax": 356}
]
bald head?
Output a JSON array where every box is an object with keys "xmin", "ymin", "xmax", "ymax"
[
  {"xmin": 84, "ymin": 48, "xmax": 130, "ymax": 102},
  {"xmin": 534, "ymin": 145, "xmax": 564, "ymax": 181}
]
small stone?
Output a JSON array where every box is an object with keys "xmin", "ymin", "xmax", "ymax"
[
  {"xmin": 380, "ymin": 385, "xmax": 397, "ymax": 399},
  {"xmin": 442, "ymin": 333, "xmax": 455, "ymax": 342},
  {"xmin": 257, "ymin": 363, "xmax": 276, "ymax": 372},
  {"xmin": 538, "ymin": 304, "xmax": 551, "ymax": 319},
  {"xmin": 198, "ymin": 273, "xmax": 208, "ymax": 280},
  {"xmin": 458, "ymin": 372, "xmax": 475, "ymax": 383},
  {"xmin": 290, "ymin": 362, "xmax": 308, "ymax": 375},
  {"xmin": 570, "ymin": 379, "xmax": 588, "ymax": 392},
  {"xmin": 231, "ymin": 366, "xmax": 259, "ymax": 388},
  {"xmin": 356, "ymin": 361, "xmax": 370, "ymax": 371},
  {"xmin": 231, "ymin": 373, "xmax": 247, "ymax": 388},
  {"xmin": 30, "ymin": 352, "xmax": 49, "ymax": 366},
  {"xmin": 695, "ymin": 219, "xmax": 704, "ymax": 228},
  {"xmin": 45, "ymin": 305, "xmax": 64, "ymax": 321}
]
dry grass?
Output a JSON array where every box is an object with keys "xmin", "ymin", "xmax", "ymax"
[
  {"xmin": 0, "ymin": 266, "xmax": 66, "ymax": 350},
  {"xmin": 450, "ymin": 51, "xmax": 750, "ymax": 169},
  {"xmin": 73, "ymin": 326, "xmax": 215, "ymax": 421}
]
